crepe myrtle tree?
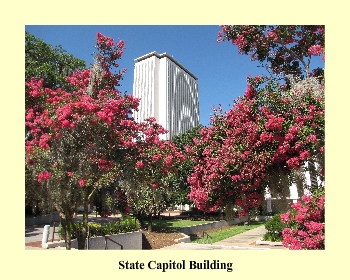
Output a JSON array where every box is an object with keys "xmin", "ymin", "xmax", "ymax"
[
  {"xmin": 25, "ymin": 33, "xmax": 177, "ymax": 249},
  {"xmin": 187, "ymin": 76, "xmax": 324, "ymax": 222},
  {"xmin": 25, "ymin": 32, "xmax": 86, "ymax": 213},
  {"xmin": 186, "ymin": 26, "xmax": 325, "ymax": 222},
  {"xmin": 217, "ymin": 25, "xmax": 324, "ymax": 80}
]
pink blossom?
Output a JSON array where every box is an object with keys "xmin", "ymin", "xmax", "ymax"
[
  {"xmin": 260, "ymin": 131, "xmax": 273, "ymax": 142},
  {"xmin": 284, "ymin": 133, "xmax": 294, "ymax": 141},
  {"xmin": 281, "ymin": 191, "xmax": 325, "ymax": 250},
  {"xmin": 39, "ymin": 134, "xmax": 51, "ymax": 149},
  {"xmin": 304, "ymin": 221, "xmax": 324, "ymax": 234},
  {"xmin": 288, "ymin": 126, "xmax": 299, "ymax": 134},
  {"xmin": 245, "ymin": 84, "xmax": 255, "ymax": 99},
  {"xmin": 280, "ymin": 212, "xmax": 291, "ymax": 223},
  {"xmin": 308, "ymin": 45, "xmax": 324, "ymax": 56},
  {"xmin": 287, "ymin": 157, "xmax": 300, "ymax": 170},
  {"xmin": 147, "ymin": 117, "xmax": 157, "ymax": 123},
  {"xmin": 135, "ymin": 161, "xmax": 144, "ymax": 169},
  {"xmin": 232, "ymin": 34, "xmax": 248, "ymax": 53},
  {"xmin": 301, "ymin": 195, "xmax": 312, "ymax": 204},
  {"xmin": 165, "ymin": 155, "xmax": 173, "ymax": 167},
  {"xmin": 267, "ymin": 31, "xmax": 278, "ymax": 42},
  {"xmin": 152, "ymin": 154, "xmax": 162, "ymax": 162},
  {"xmin": 78, "ymin": 178, "xmax": 86, "ymax": 187},
  {"xmin": 38, "ymin": 171, "xmax": 52, "ymax": 183},
  {"xmin": 299, "ymin": 150, "xmax": 310, "ymax": 161},
  {"xmin": 306, "ymin": 134, "xmax": 317, "ymax": 144},
  {"xmin": 265, "ymin": 116, "xmax": 285, "ymax": 131}
]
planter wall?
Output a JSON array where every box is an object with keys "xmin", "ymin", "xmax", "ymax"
[
  {"xmin": 174, "ymin": 233, "xmax": 191, "ymax": 243},
  {"xmin": 88, "ymin": 230, "xmax": 142, "ymax": 250},
  {"xmin": 45, "ymin": 230, "xmax": 142, "ymax": 250},
  {"xmin": 177, "ymin": 216, "xmax": 249, "ymax": 235},
  {"xmin": 251, "ymin": 215, "xmax": 273, "ymax": 222}
]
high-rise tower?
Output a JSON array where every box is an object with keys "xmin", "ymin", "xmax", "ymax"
[{"xmin": 133, "ymin": 51, "xmax": 200, "ymax": 140}]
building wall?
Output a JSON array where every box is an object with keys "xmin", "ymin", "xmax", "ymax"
[{"xmin": 133, "ymin": 52, "xmax": 200, "ymax": 140}]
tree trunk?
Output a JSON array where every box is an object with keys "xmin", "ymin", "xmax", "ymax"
[
  {"xmin": 77, "ymin": 190, "xmax": 89, "ymax": 249},
  {"xmin": 55, "ymin": 203, "xmax": 72, "ymax": 250},
  {"xmin": 225, "ymin": 202, "xmax": 234, "ymax": 225},
  {"xmin": 60, "ymin": 212, "xmax": 72, "ymax": 250},
  {"xmin": 147, "ymin": 213, "xmax": 153, "ymax": 232},
  {"xmin": 65, "ymin": 216, "xmax": 72, "ymax": 250}
]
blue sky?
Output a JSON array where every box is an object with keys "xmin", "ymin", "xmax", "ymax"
[{"xmin": 25, "ymin": 25, "xmax": 323, "ymax": 126}]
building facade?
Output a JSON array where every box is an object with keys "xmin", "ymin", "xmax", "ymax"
[{"xmin": 133, "ymin": 51, "xmax": 200, "ymax": 140}]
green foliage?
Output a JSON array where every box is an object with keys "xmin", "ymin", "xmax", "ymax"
[
  {"xmin": 265, "ymin": 214, "xmax": 286, "ymax": 233},
  {"xmin": 144, "ymin": 219, "xmax": 211, "ymax": 229},
  {"xmin": 169, "ymin": 125, "xmax": 203, "ymax": 205},
  {"xmin": 59, "ymin": 216, "xmax": 140, "ymax": 239},
  {"xmin": 25, "ymin": 31, "xmax": 86, "ymax": 90},
  {"xmin": 181, "ymin": 207, "xmax": 222, "ymax": 219},
  {"xmin": 125, "ymin": 184, "xmax": 171, "ymax": 218},
  {"xmin": 101, "ymin": 216, "xmax": 140, "ymax": 236},
  {"xmin": 172, "ymin": 125, "xmax": 203, "ymax": 150},
  {"xmin": 263, "ymin": 232, "xmax": 283, "ymax": 242},
  {"xmin": 263, "ymin": 214, "xmax": 286, "ymax": 242}
]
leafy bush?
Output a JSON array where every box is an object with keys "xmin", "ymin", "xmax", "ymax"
[
  {"xmin": 180, "ymin": 207, "xmax": 223, "ymax": 219},
  {"xmin": 59, "ymin": 216, "xmax": 140, "ymax": 239},
  {"xmin": 265, "ymin": 214, "xmax": 286, "ymax": 233},
  {"xmin": 263, "ymin": 214, "xmax": 286, "ymax": 242},
  {"xmin": 263, "ymin": 232, "xmax": 283, "ymax": 242}
]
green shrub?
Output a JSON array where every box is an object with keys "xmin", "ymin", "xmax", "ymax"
[
  {"xmin": 263, "ymin": 214, "xmax": 286, "ymax": 242},
  {"xmin": 265, "ymin": 214, "xmax": 286, "ymax": 232},
  {"xmin": 59, "ymin": 216, "xmax": 140, "ymax": 239},
  {"xmin": 263, "ymin": 232, "xmax": 283, "ymax": 242}
]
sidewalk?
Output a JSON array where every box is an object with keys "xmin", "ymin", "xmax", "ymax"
[{"xmin": 159, "ymin": 225, "xmax": 286, "ymax": 250}]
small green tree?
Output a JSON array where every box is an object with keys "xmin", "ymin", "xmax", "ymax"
[
  {"xmin": 170, "ymin": 125, "xmax": 203, "ymax": 206},
  {"xmin": 25, "ymin": 31, "xmax": 86, "ymax": 91},
  {"xmin": 119, "ymin": 120, "xmax": 186, "ymax": 231}
]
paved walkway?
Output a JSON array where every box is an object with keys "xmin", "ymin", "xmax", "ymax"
[{"xmin": 159, "ymin": 225, "xmax": 286, "ymax": 250}]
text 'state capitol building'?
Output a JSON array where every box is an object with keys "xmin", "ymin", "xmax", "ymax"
[{"xmin": 133, "ymin": 51, "xmax": 200, "ymax": 140}]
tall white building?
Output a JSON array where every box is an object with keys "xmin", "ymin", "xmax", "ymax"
[{"xmin": 132, "ymin": 51, "xmax": 200, "ymax": 140}]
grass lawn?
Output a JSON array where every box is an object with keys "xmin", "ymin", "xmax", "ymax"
[
  {"xmin": 192, "ymin": 221, "xmax": 266, "ymax": 243},
  {"xmin": 144, "ymin": 219, "xmax": 211, "ymax": 229}
]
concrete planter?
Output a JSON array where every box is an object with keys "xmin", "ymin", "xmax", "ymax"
[
  {"xmin": 43, "ymin": 230, "xmax": 142, "ymax": 250},
  {"xmin": 251, "ymin": 215, "xmax": 273, "ymax": 222},
  {"xmin": 174, "ymin": 233, "xmax": 191, "ymax": 244},
  {"xmin": 177, "ymin": 220, "xmax": 226, "ymax": 235},
  {"xmin": 232, "ymin": 216, "xmax": 249, "ymax": 224},
  {"xmin": 177, "ymin": 216, "xmax": 250, "ymax": 235}
]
